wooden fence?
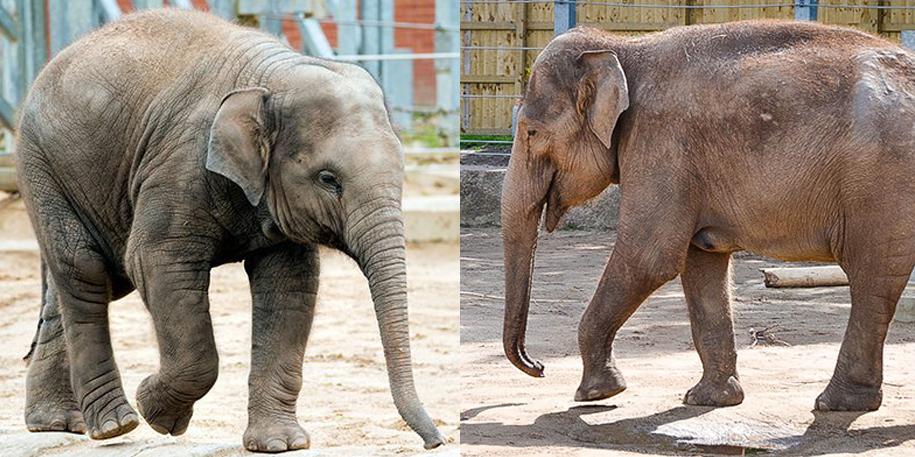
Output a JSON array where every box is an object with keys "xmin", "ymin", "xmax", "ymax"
[{"xmin": 460, "ymin": 0, "xmax": 915, "ymax": 135}]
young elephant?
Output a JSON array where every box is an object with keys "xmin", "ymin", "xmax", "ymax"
[
  {"xmin": 18, "ymin": 9, "xmax": 443, "ymax": 451},
  {"xmin": 502, "ymin": 21, "xmax": 915, "ymax": 411}
]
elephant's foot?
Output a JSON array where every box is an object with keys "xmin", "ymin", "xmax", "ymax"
[
  {"xmin": 82, "ymin": 392, "xmax": 138, "ymax": 440},
  {"xmin": 244, "ymin": 417, "xmax": 310, "ymax": 453},
  {"xmin": 575, "ymin": 366, "xmax": 627, "ymax": 402},
  {"xmin": 136, "ymin": 374, "xmax": 194, "ymax": 436},
  {"xmin": 684, "ymin": 375, "xmax": 744, "ymax": 407},
  {"xmin": 25, "ymin": 397, "xmax": 87, "ymax": 434},
  {"xmin": 815, "ymin": 381, "xmax": 882, "ymax": 412}
]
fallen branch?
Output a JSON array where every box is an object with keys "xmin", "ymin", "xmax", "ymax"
[{"xmin": 748, "ymin": 324, "xmax": 791, "ymax": 348}]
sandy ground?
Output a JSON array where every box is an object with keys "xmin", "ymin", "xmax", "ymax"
[
  {"xmin": 461, "ymin": 227, "xmax": 915, "ymax": 456},
  {"xmin": 0, "ymin": 199, "xmax": 459, "ymax": 456}
]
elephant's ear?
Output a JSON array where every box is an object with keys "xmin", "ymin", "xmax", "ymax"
[
  {"xmin": 576, "ymin": 51, "xmax": 629, "ymax": 150},
  {"xmin": 207, "ymin": 87, "xmax": 272, "ymax": 206}
]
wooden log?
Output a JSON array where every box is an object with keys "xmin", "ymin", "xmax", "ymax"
[{"xmin": 762, "ymin": 266, "xmax": 849, "ymax": 288}]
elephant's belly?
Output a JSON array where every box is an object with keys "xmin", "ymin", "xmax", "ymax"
[{"xmin": 692, "ymin": 226, "xmax": 836, "ymax": 262}]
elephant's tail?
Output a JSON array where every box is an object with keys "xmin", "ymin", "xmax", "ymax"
[{"xmin": 22, "ymin": 258, "xmax": 47, "ymax": 365}]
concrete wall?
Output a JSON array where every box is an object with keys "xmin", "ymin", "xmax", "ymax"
[{"xmin": 460, "ymin": 164, "xmax": 621, "ymax": 230}]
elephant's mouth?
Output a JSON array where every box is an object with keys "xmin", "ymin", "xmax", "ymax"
[{"xmin": 543, "ymin": 172, "xmax": 565, "ymax": 232}]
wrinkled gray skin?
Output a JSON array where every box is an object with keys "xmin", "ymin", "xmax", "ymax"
[
  {"xmin": 502, "ymin": 22, "xmax": 915, "ymax": 412},
  {"xmin": 17, "ymin": 9, "xmax": 442, "ymax": 452}
]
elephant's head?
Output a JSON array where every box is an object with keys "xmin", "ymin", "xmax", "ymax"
[
  {"xmin": 205, "ymin": 62, "xmax": 443, "ymax": 449},
  {"xmin": 501, "ymin": 30, "xmax": 630, "ymax": 377}
]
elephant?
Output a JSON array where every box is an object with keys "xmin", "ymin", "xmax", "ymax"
[
  {"xmin": 501, "ymin": 21, "xmax": 915, "ymax": 412},
  {"xmin": 16, "ymin": 9, "xmax": 443, "ymax": 452}
]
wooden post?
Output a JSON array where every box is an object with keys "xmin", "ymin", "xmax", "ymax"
[{"xmin": 554, "ymin": 0, "xmax": 575, "ymax": 35}]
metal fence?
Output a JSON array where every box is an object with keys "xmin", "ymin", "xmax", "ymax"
[{"xmin": 460, "ymin": 0, "xmax": 915, "ymax": 138}]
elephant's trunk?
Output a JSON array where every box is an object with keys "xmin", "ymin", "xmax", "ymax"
[
  {"xmin": 350, "ymin": 206, "xmax": 444, "ymax": 449},
  {"xmin": 500, "ymin": 137, "xmax": 555, "ymax": 378}
]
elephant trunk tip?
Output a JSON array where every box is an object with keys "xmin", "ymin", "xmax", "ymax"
[
  {"xmin": 423, "ymin": 432, "xmax": 445, "ymax": 450},
  {"xmin": 503, "ymin": 337, "xmax": 546, "ymax": 378}
]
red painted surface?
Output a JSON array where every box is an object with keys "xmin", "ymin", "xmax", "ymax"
[{"xmin": 395, "ymin": 0, "xmax": 436, "ymax": 105}]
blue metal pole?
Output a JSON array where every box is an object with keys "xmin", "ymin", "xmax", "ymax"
[
  {"xmin": 795, "ymin": 0, "xmax": 818, "ymax": 21},
  {"xmin": 902, "ymin": 30, "xmax": 915, "ymax": 50},
  {"xmin": 554, "ymin": 0, "xmax": 576, "ymax": 35}
]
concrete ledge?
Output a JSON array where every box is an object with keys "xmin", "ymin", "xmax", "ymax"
[
  {"xmin": 460, "ymin": 165, "xmax": 621, "ymax": 230},
  {"xmin": 404, "ymin": 194, "xmax": 459, "ymax": 242}
]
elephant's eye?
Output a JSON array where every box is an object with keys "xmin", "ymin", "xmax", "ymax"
[
  {"xmin": 317, "ymin": 170, "xmax": 343, "ymax": 195},
  {"xmin": 527, "ymin": 129, "xmax": 538, "ymax": 138}
]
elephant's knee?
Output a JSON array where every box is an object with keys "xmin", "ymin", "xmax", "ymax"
[{"xmin": 168, "ymin": 354, "xmax": 219, "ymax": 398}]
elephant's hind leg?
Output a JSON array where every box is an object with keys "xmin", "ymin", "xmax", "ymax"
[
  {"xmin": 816, "ymin": 228, "xmax": 915, "ymax": 411},
  {"xmin": 242, "ymin": 243, "xmax": 318, "ymax": 452},
  {"xmin": 24, "ymin": 263, "xmax": 86, "ymax": 434},
  {"xmin": 681, "ymin": 246, "xmax": 744, "ymax": 407},
  {"xmin": 19, "ymin": 159, "xmax": 137, "ymax": 439}
]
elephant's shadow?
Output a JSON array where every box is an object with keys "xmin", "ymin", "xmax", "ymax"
[{"xmin": 461, "ymin": 404, "xmax": 915, "ymax": 455}]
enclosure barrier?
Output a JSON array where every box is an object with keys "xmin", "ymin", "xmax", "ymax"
[
  {"xmin": 0, "ymin": 0, "xmax": 461, "ymax": 191},
  {"xmin": 460, "ymin": 0, "xmax": 915, "ymax": 136}
]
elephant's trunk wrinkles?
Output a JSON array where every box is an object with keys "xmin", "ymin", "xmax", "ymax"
[
  {"xmin": 350, "ymin": 207, "xmax": 444, "ymax": 449},
  {"xmin": 500, "ymin": 141, "xmax": 553, "ymax": 378}
]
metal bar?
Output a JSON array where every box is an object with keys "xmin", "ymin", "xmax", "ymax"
[
  {"xmin": 260, "ymin": 0, "xmax": 284, "ymax": 37},
  {"xmin": 795, "ymin": 0, "xmax": 818, "ymax": 20},
  {"xmin": 0, "ymin": 5, "xmax": 19, "ymax": 40},
  {"xmin": 334, "ymin": 52, "xmax": 460, "ymax": 61},
  {"xmin": 97, "ymin": 0, "xmax": 123, "ymax": 21},
  {"xmin": 360, "ymin": 0, "xmax": 381, "ymax": 77},
  {"xmin": 298, "ymin": 16, "xmax": 335, "ymax": 58},
  {"xmin": 554, "ymin": 0, "xmax": 576, "ymax": 35},
  {"xmin": 317, "ymin": 19, "xmax": 458, "ymax": 32},
  {"xmin": 208, "ymin": 0, "xmax": 236, "ymax": 19},
  {"xmin": 49, "ymin": 0, "xmax": 96, "ymax": 56},
  {"xmin": 336, "ymin": 0, "xmax": 359, "ymax": 55},
  {"xmin": 0, "ymin": 96, "xmax": 15, "ymax": 130},
  {"xmin": 133, "ymin": 0, "xmax": 164, "ymax": 9},
  {"xmin": 903, "ymin": 30, "xmax": 915, "ymax": 50},
  {"xmin": 462, "ymin": 45, "xmax": 544, "ymax": 51},
  {"xmin": 436, "ymin": 0, "xmax": 459, "ymax": 147}
]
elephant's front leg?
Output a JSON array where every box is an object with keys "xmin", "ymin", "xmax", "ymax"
[
  {"xmin": 681, "ymin": 246, "xmax": 744, "ymax": 406},
  {"xmin": 576, "ymin": 241, "xmax": 688, "ymax": 401},
  {"xmin": 243, "ymin": 243, "xmax": 318, "ymax": 453},
  {"xmin": 127, "ymin": 241, "xmax": 218, "ymax": 436}
]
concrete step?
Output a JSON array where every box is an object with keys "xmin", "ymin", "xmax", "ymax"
[{"xmin": 403, "ymin": 194, "xmax": 459, "ymax": 243}]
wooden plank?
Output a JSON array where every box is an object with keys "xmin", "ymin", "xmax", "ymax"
[
  {"xmin": 461, "ymin": 75, "xmax": 516, "ymax": 84},
  {"xmin": 460, "ymin": 21, "xmax": 515, "ymax": 30}
]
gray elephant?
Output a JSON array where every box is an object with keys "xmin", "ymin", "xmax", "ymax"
[
  {"xmin": 501, "ymin": 21, "xmax": 915, "ymax": 412},
  {"xmin": 17, "ymin": 9, "xmax": 443, "ymax": 452}
]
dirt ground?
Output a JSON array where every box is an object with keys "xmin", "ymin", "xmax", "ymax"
[
  {"xmin": 461, "ymin": 227, "xmax": 915, "ymax": 456},
  {"xmin": 0, "ymin": 199, "xmax": 459, "ymax": 456}
]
